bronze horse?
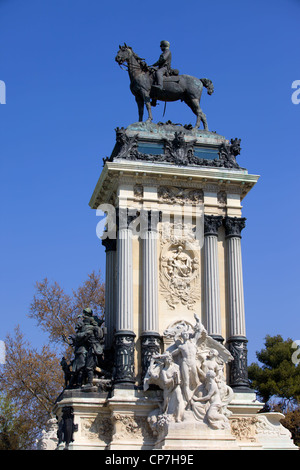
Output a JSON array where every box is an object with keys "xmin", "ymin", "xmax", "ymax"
[{"xmin": 115, "ymin": 44, "xmax": 214, "ymax": 129}]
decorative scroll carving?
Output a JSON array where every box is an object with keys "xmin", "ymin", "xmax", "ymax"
[
  {"xmin": 231, "ymin": 417, "xmax": 258, "ymax": 442},
  {"xmin": 36, "ymin": 418, "xmax": 58, "ymax": 450},
  {"xmin": 108, "ymin": 126, "xmax": 243, "ymax": 169},
  {"xmin": 217, "ymin": 191, "xmax": 227, "ymax": 207},
  {"xmin": 82, "ymin": 416, "xmax": 113, "ymax": 443},
  {"xmin": 113, "ymin": 414, "xmax": 153, "ymax": 440},
  {"xmin": 255, "ymin": 415, "xmax": 292, "ymax": 437},
  {"xmin": 219, "ymin": 138, "xmax": 242, "ymax": 169},
  {"xmin": 158, "ymin": 186, "xmax": 204, "ymax": 205},
  {"xmin": 133, "ymin": 184, "xmax": 143, "ymax": 201},
  {"xmin": 115, "ymin": 127, "xmax": 139, "ymax": 159},
  {"xmin": 163, "ymin": 131, "xmax": 196, "ymax": 166}
]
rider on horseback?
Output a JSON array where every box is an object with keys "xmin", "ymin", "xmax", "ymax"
[
  {"xmin": 151, "ymin": 40, "xmax": 177, "ymax": 107},
  {"xmin": 151, "ymin": 40, "xmax": 172, "ymax": 90},
  {"xmin": 115, "ymin": 42, "xmax": 213, "ymax": 129}
]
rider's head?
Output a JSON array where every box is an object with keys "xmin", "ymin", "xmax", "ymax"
[{"xmin": 160, "ymin": 40, "xmax": 170, "ymax": 50}]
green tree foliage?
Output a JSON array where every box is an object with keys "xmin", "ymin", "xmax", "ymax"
[
  {"xmin": 0, "ymin": 395, "xmax": 20, "ymax": 450},
  {"xmin": 248, "ymin": 335, "xmax": 300, "ymax": 407}
]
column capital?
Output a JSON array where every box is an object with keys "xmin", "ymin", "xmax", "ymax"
[
  {"xmin": 101, "ymin": 237, "xmax": 117, "ymax": 252},
  {"xmin": 204, "ymin": 215, "xmax": 223, "ymax": 236},
  {"xmin": 224, "ymin": 216, "xmax": 246, "ymax": 239}
]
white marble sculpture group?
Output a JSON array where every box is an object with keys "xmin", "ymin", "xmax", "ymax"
[{"xmin": 144, "ymin": 315, "xmax": 234, "ymax": 435}]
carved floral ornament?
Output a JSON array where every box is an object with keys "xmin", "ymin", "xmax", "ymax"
[
  {"xmin": 158, "ymin": 186, "xmax": 204, "ymax": 205},
  {"xmin": 82, "ymin": 416, "xmax": 113, "ymax": 443},
  {"xmin": 112, "ymin": 414, "xmax": 153, "ymax": 440}
]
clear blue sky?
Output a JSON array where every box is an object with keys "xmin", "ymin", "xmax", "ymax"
[{"xmin": 0, "ymin": 0, "xmax": 299, "ymax": 365}]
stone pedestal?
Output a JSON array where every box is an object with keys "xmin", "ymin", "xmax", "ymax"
[
  {"xmin": 53, "ymin": 388, "xmax": 298, "ymax": 450},
  {"xmin": 154, "ymin": 420, "xmax": 240, "ymax": 450},
  {"xmin": 51, "ymin": 122, "xmax": 297, "ymax": 451}
]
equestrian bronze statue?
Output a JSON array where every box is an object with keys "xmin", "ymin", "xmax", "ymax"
[{"xmin": 115, "ymin": 42, "xmax": 214, "ymax": 130}]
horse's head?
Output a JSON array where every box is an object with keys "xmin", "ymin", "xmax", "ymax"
[
  {"xmin": 115, "ymin": 44, "xmax": 150, "ymax": 74},
  {"xmin": 115, "ymin": 43, "xmax": 132, "ymax": 66}
]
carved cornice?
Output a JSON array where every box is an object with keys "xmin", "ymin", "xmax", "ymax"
[{"xmin": 89, "ymin": 159, "xmax": 259, "ymax": 210}]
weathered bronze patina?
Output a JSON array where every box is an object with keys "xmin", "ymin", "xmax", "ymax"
[{"xmin": 115, "ymin": 42, "xmax": 214, "ymax": 129}]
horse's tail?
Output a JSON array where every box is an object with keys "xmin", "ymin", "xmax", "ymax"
[{"xmin": 200, "ymin": 78, "xmax": 214, "ymax": 95}]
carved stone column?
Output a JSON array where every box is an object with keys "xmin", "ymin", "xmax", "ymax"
[
  {"xmin": 141, "ymin": 334, "xmax": 161, "ymax": 382},
  {"xmin": 204, "ymin": 215, "xmax": 223, "ymax": 343},
  {"xmin": 102, "ymin": 238, "xmax": 116, "ymax": 350},
  {"xmin": 224, "ymin": 216, "xmax": 251, "ymax": 391},
  {"xmin": 141, "ymin": 210, "xmax": 161, "ymax": 381},
  {"xmin": 114, "ymin": 210, "xmax": 136, "ymax": 386}
]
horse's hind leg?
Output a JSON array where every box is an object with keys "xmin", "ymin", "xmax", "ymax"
[
  {"xmin": 188, "ymin": 98, "xmax": 208, "ymax": 130},
  {"xmin": 200, "ymin": 110, "xmax": 208, "ymax": 130}
]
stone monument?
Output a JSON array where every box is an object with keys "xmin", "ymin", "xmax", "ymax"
[{"xmin": 52, "ymin": 43, "xmax": 298, "ymax": 450}]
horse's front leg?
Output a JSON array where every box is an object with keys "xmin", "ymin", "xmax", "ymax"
[
  {"xmin": 135, "ymin": 95, "xmax": 144, "ymax": 122},
  {"xmin": 144, "ymin": 94, "xmax": 153, "ymax": 123}
]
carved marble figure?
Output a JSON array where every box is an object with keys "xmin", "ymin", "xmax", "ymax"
[{"xmin": 144, "ymin": 315, "xmax": 234, "ymax": 435}]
